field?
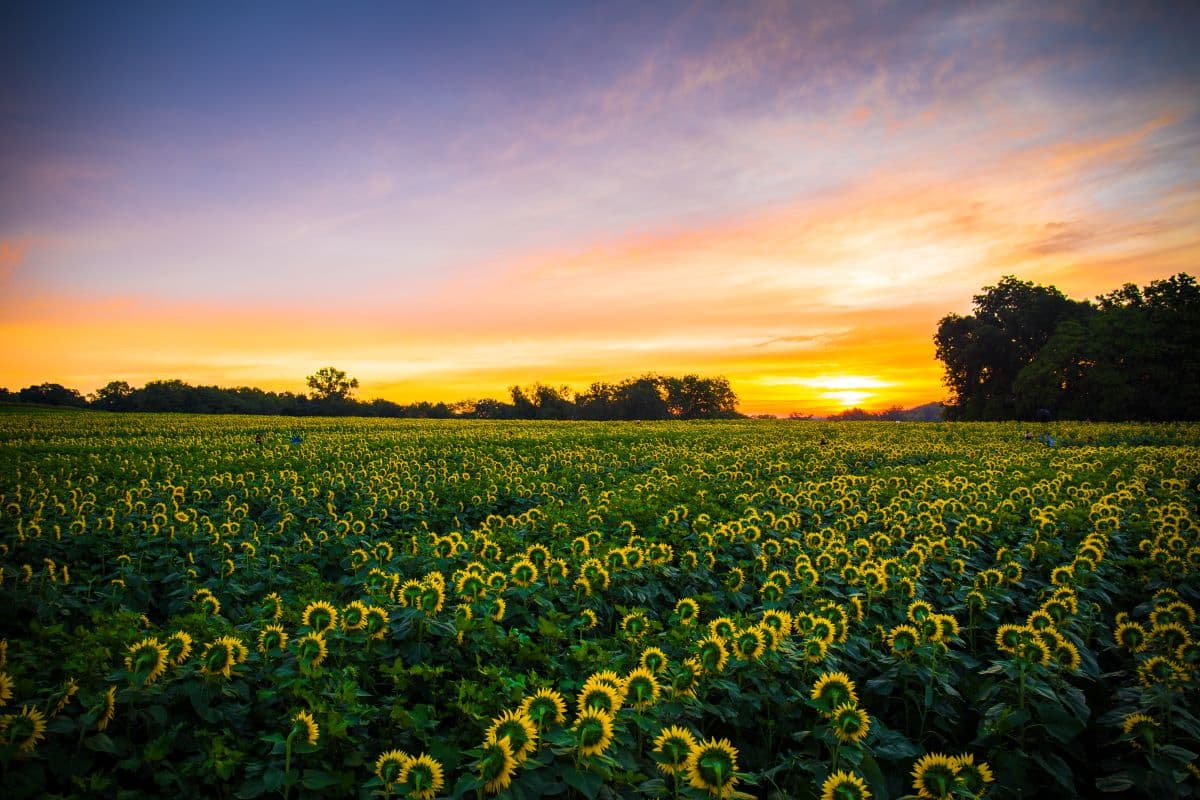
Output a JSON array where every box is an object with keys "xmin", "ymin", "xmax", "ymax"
[{"xmin": 1, "ymin": 411, "xmax": 1198, "ymax": 799}]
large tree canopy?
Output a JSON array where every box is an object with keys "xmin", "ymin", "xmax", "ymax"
[{"xmin": 936, "ymin": 273, "xmax": 1198, "ymax": 421}]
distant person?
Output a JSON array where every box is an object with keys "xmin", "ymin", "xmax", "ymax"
[
  {"xmin": 254, "ymin": 433, "xmax": 263, "ymax": 445},
  {"xmin": 291, "ymin": 433, "xmax": 302, "ymax": 445},
  {"xmin": 1023, "ymin": 431, "xmax": 1033, "ymax": 441}
]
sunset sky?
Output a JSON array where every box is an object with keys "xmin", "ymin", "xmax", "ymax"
[{"xmin": 2, "ymin": 2, "xmax": 1198, "ymax": 415}]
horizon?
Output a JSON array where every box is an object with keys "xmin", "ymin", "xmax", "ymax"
[{"xmin": 3, "ymin": 2, "xmax": 1198, "ymax": 416}]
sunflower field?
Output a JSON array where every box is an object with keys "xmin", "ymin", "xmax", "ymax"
[{"xmin": 1, "ymin": 410, "xmax": 1198, "ymax": 799}]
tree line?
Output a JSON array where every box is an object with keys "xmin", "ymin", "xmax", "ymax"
[
  {"xmin": 0, "ymin": 370, "xmax": 742, "ymax": 421},
  {"xmin": 935, "ymin": 272, "xmax": 1199, "ymax": 421}
]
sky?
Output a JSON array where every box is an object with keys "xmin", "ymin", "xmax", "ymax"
[{"xmin": 2, "ymin": 1, "xmax": 1199, "ymax": 415}]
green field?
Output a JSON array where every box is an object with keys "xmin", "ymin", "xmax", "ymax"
[{"xmin": 1, "ymin": 412, "xmax": 1198, "ymax": 799}]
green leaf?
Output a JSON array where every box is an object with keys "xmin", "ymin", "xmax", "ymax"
[
  {"xmin": 1095, "ymin": 773, "xmax": 1135, "ymax": 793},
  {"xmin": 562, "ymin": 766, "xmax": 604, "ymax": 799},
  {"xmin": 84, "ymin": 733, "xmax": 120, "ymax": 754},
  {"xmin": 301, "ymin": 769, "xmax": 344, "ymax": 790}
]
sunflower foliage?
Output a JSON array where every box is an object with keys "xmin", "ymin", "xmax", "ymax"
[{"xmin": 0, "ymin": 410, "xmax": 1198, "ymax": 798}]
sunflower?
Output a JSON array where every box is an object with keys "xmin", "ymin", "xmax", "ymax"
[
  {"xmin": 1150, "ymin": 621, "xmax": 1191, "ymax": 651},
  {"xmin": 375, "ymin": 748, "xmax": 411, "ymax": 785},
  {"xmin": 708, "ymin": 617, "xmax": 737, "ymax": 641},
  {"xmin": 510, "ymin": 558, "xmax": 539, "ymax": 587},
  {"xmin": 760, "ymin": 609, "xmax": 793, "ymax": 637},
  {"xmin": 671, "ymin": 658, "xmax": 703, "ymax": 699},
  {"xmin": 341, "ymin": 601, "xmax": 369, "ymax": 631},
  {"xmin": 258, "ymin": 624, "xmax": 289, "ymax": 655},
  {"xmin": 364, "ymin": 606, "xmax": 389, "ymax": 640},
  {"xmin": 51, "ymin": 677, "xmax": 79, "ymax": 716},
  {"xmin": 934, "ymin": 614, "xmax": 960, "ymax": 640},
  {"xmin": 911, "ymin": 753, "xmax": 959, "ymax": 799},
  {"xmin": 301, "ymin": 601, "xmax": 338, "ymax": 633},
  {"xmin": 0, "ymin": 671, "xmax": 13, "ymax": 708},
  {"xmin": 400, "ymin": 753, "xmax": 445, "ymax": 800},
  {"xmin": 810, "ymin": 616, "xmax": 837, "ymax": 646},
  {"xmin": 952, "ymin": 753, "xmax": 994, "ymax": 795},
  {"xmin": 1138, "ymin": 656, "xmax": 1187, "ymax": 689},
  {"xmin": 295, "ymin": 633, "xmax": 329, "ymax": 670},
  {"xmin": 1, "ymin": 705, "xmax": 47, "ymax": 754},
  {"xmin": 292, "ymin": 710, "xmax": 319, "ymax": 745},
  {"xmin": 830, "ymin": 703, "xmax": 871, "ymax": 745},
  {"xmin": 572, "ymin": 708, "xmax": 615, "ymax": 758},
  {"xmin": 97, "ymin": 685, "xmax": 117, "ymax": 731},
  {"xmin": 995, "ymin": 624, "xmax": 1030, "ymax": 653},
  {"xmin": 676, "ymin": 594, "xmax": 700, "ymax": 623},
  {"xmin": 1114, "ymin": 621, "xmax": 1147, "ymax": 652},
  {"xmin": 696, "ymin": 636, "xmax": 730, "ymax": 674},
  {"xmin": 577, "ymin": 683, "xmax": 623, "ymax": 716},
  {"xmin": 821, "ymin": 770, "xmax": 871, "ymax": 800},
  {"xmin": 125, "ymin": 637, "xmax": 170, "ymax": 685},
  {"xmin": 489, "ymin": 597, "xmax": 507, "ymax": 623},
  {"xmin": 486, "ymin": 709, "xmax": 538, "ymax": 763},
  {"xmin": 165, "ymin": 631, "xmax": 193, "ymax": 665},
  {"xmin": 686, "ymin": 737, "xmax": 740, "ymax": 798},
  {"xmin": 653, "ymin": 725, "xmax": 697, "ymax": 774},
  {"xmin": 520, "ymin": 688, "xmax": 567, "ymax": 731},
  {"xmin": 1122, "ymin": 712, "xmax": 1158, "ymax": 748},
  {"xmin": 732, "ymin": 628, "xmax": 766, "ymax": 661},
  {"xmin": 811, "ymin": 672, "xmax": 858, "ymax": 716},
  {"xmin": 621, "ymin": 610, "xmax": 650, "ymax": 640},
  {"xmin": 640, "ymin": 646, "xmax": 669, "ymax": 674},
  {"xmin": 417, "ymin": 583, "xmax": 445, "ymax": 616},
  {"xmin": 456, "ymin": 573, "xmax": 487, "ymax": 600},
  {"xmin": 803, "ymin": 636, "xmax": 830, "ymax": 664},
  {"xmin": 200, "ymin": 639, "xmax": 237, "ymax": 679},
  {"xmin": 625, "ymin": 667, "xmax": 660, "ymax": 710},
  {"xmin": 888, "ymin": 625, "xmax": 920, "ymax": 658},
  {"xmin": 907, "ymin": 600, "xmax": 933, "ymax": 623},
  {"xmin": 579, "ymin": 608, "xmax": 599, "ymax": 629}
]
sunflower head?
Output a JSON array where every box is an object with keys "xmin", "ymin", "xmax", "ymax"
[
  {"xmin": 831, "ymin": 703, "xmax": 871, "ymax": 745},
  {"xmin": 478, "ymin": 734, "xmax": 517, "ymax": 795},
  {"xmin": 375, "ymin": 748, "xmax": 411, "ymax": 785},
  {"xmin": 911, "ymin": 753, "xmax": 958, "ymax": 799},
  {"xmin": 0, "ymin": 671, "xmax": 13, "ymax": 708},
  {"xmin": 621, "ymin": 610, "xmax": 650, "ymax": 640},
  {"xmin": 685, "ymin": 737, "xmax": 739, "ymax": 798},
  {"xmin": 364, "ymin": 606, "xmax": 389, "ymax": 640},
  {"xmin": 671, "ymin": 658, "xmax": 703, "ymax": 698},
  {"xmin": 803, "ymin": 636, "xmax": 830, "ymax": 664},
  {"xmin": 577, "ymin": 683, "xmax": 622, "ymax": 716},
  {"xmin": 952, "ymin": 753, "xmax": 994, "ymax": 795},
  {"xmin": 995, "ymin": 624, "xmax": 1031, "ymax": 653},
  {"xmin": 301, "ymin": 601, "xmax": 338, "ymax": 634},
  {"xmin": 888, "ymin": 625, "xmax": 920, "ymax": 658},
  {"xmin": 1114, "ymin": 621, "xmax": 1147, "ymax": 652},
  {"xmin": 125, "ymin": 637, "xmax": 170, "ymax": 685},
  {"xmin": 697, "ymin": 637, "xmax": 729, "ymax": 674},
  {"xmin": 510, "ymin": 558, "xmax": 539, "ymax": 587},
  {"xmin": 1122, "ymin": 712, "xmax": 1158, "ymax": 748},
  {"xmin": 291, "ymin": 710, "xmax": 319, "ymax": 746},
  {"xmin": 486, "ymin": 709, "xmax": 538, "ymax": 763},
  {"xmin": 640, "ymin": 646, "xmax": 668, "ymax": 674},
  {"xmin": 341, "ymin": 601, "xmax": 368, "ymax": 631},
  {"xmin": 520, "ymin": 688, "xmax": 567, "ymax": 732},
  {"xmin": 165, "ymin": 631, "xmax": 193, "ymax": 665},
  {"xmin": 821, "ymin": 770, "xmax": 871, "ymax": 800},
  {"xmin": 625, "ymin": 667, "xmax": 660, "ymax": 710},
  {"xmin": 811, "ymin": 672, "xmax": 858, "ymax": 716},
  {"xmin": 732, "ymin": 628, "xmax": 766, "ymax": 661},
  {"xmin": 653, "ymin": 725, "xmax": 698, "ymax": 774},
  {"xmin": 1, "ymin": 705, "xmax": 47, "ymax": 754},
  {"xmin": 295, "ymin": 633, "xmax": 329, "ymax": 670},
  {"xmin": 572, "ymin": 708, "xmax": 616, "ymax": 758},
  {"xmin": 400, "ymin": 753, "xmax": 445, "ymax": 800},
  {"xmin": 761, "ymin": 609, "xmax": 792, "ymax": 637},
  {"xmin": 674, "ymin": 598, "xmax": 700, "ymax": 625},
  {"xmin": 708, "ymin": 617, "xmax": 737, "ymax": 641}
]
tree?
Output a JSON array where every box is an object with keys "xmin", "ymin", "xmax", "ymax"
[
  {"xmin": 18, "ymin": 382, "xmax": 88, "ymax": 407},
  {"xmin": 934, "ymin": 276, "xmax": 1090, "ymax": 420},
  {"xmin": 90, "ymin": 380, "xmax": 133, "ymax": 410},
  {"xmin": 306, "ymin": 367, "xmax": 359, "ymax": 401}
]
